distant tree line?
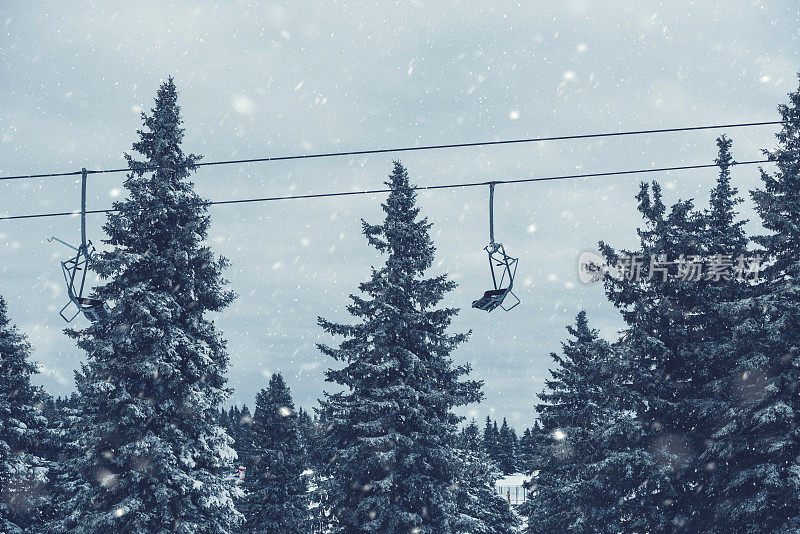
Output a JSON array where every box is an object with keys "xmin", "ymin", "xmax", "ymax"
[{"xmin": 219, "ymin": 404, "xmax": 538, "ymax": 477}]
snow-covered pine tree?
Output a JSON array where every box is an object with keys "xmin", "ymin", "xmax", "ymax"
[
  {"xmin": 482, "ymin": 417, "xmax": 493, "ymax": 454},
  {"xmin": 217, "ymin": 407, "xmax": 229, "ymax": 429},
  {"xmin": 229, "ymin": 405, "xmax": 254, "ymax": 470},
  {"xmin": 0, "ymin": 295, "xmax": 48, "ymax": 533},
  {"xmin": 455, "ymin": 420, "xmax": 481, "ymax": 449},
  {"xmin": 305, "ymin": 406, "xmax": 331, "ymax": 534},
  {"xmin": 496, "ymin": 418, "xmax": 517, "ymax": 475},
  {"xmin": 704, "ymin": 74, "xmax": 800, "ymax": 533},
  {"xmin": 600, "ymin": 179, "xmax": 715, "ymax": 530},
  {"xmin": 303, "ymin": 408, "xmax": 329, "ymax": 473},
  {"xmin": 294, "ymin": 407, "xmax": 314, "ymax": 464},
  {"xmin": 684, "ymin": 135, "xmax": 750, "ymax": 531},
  {"xmin": 516, "ymin": 426, "xmax": 539, "ymax": 474},
  {"xmin": 492, "ymin": 421, "xmax": 500, "ymax": 462},
  {"xmin": 452, "ymin": 420, "xmax": 518, "ymax": 534},
  {"xmin": 482, "ymin": 416, "xmax": 500, "ymax": 469},
  {"xmin": 50, "ymin": 77, "xmax": 241, "ymax": 533},
  {"xmin": 516, "ymin": 428, "xmax": 529, "ymax": 475},
  {"xmin": 704, "ymin": 135, "xmax": 748, "ymax": 258},
  {"xmin": 318, "ymin": 162, "xmax": 483, "ymax": 533},
  {"xmin": 39, "ymin": 393, "xmax": 85, "ymax": 530},
  {"xmin": 526, "ymin": 311, "xmax": 667, "ymax": 533},
  {"xmin": 296, "ymin": 407, "xmax": 314, "ymax": 447},
  {"xmin": 241, "ymin": 373, "xmax": 310, "ymax": 533}
]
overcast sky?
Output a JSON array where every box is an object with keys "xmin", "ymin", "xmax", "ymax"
[{"xmin": 1, "ymin": 1, "xmax": 798, "ymax": 429}]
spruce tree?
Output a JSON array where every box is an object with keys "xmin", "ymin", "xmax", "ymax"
[
  {"xmin": 705, "ymin": 135, "xmax": 748, "ymax": 256},
  {"xmin": 482, "ymin": 417, "xmax": 495, "ymax": 461},
  {"xmin": 573, "ymin": 137, "xmax": 752, "ymax": 531},
  {"xmin": 296, "ymin": 407, "xmax": 314, "ymax": 447},
  {"xmin": 684, "ymin": 135, "xmax": 750, "ymax": 531},
  {"xmin": 496, "ymin": 418, "xmax": 516, "ymax": 474},
  {"xmin": 705, "ymin": 74, "xmax": 800, "ymax": 533},
  {"xmin": 50, "ymin": 78, "xmax": 241, "ymax": 533},
  {"xmin": 0, "ymin": 296, "xmax": 48, "ymax": 533},
  {"xmin": 318, "ymin": 162, "xmax": 482, "ymax": 533},
  {"xmin": 527, "ymin": 311, "xmax": 667, "ymax": 533},
  {"xmin": 241, "ymin": 373, "xmax": 309, "ymax": 533},
  {"xmin": 294, "ymin": 406, "xmax": 321, "ymax": 474},
  {"xmin": 599, "ymin": 178, "xmax": 716, "ymax": 530},
  {"xmin": 40, "ymin": 393, "xmax": 85, "ymax": 530},
  {"xmin": 232, "ymin": 405, "xmax": 254, "ymax": 470},
  {"xmin": 482, "ymin": 417, "xmax": 501, "ymax": 470},
  {"xmin": 452, "ymin": 421, "xmax": 518, "ymax": 534},
  {"xmin": 492, "ymin": 421, "xmax": 500, "ymax": 463},
  {"xmin": 307, "ymin": 406, "xmax": 332, "ymax": 533},
  {"xmin": 516, "ymin": 427, "xmax": 539, "ymax": 474}
]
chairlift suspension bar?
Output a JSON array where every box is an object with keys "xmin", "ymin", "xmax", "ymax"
[
  {"xmin": 488, "ymin": 182, "xmax": 499, "ymax": 289},
  {"xmin": 81, "ymin": 168, "xmax": 87, "ymax": 250},
  {"xmin": 489, "ymin": 182, "xmax": 496, "ymax": 246},
  {"xmin": 77, "ymin": 168, "xmax": 90, "ymax": 306}
]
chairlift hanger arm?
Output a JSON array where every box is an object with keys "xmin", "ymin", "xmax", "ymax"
[
  {"xmin": 48, "ymin": 236, "xmax": 79, "ymax": 252},
  {"xmin": 489, "ymin": 181, "xmax": 496, "ymax": 246},
  {"xmin": 81, "ymin": 168, "xmax": 87, "ymax": 249}
]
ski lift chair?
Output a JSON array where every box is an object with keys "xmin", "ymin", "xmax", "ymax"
[
  {"xmin": 472, "ymin": 242, "xmax": 520, "ymax": 312},
  {"xmin": 49, "ymin": 169, "xmax": 109, "ymax": 323},
  {"xmin": 472, "ymin": 182, "xmax": 520, "ymax": 312}
]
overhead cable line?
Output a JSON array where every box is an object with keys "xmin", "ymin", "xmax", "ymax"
[
  {"xmin": 0, "ymin": 158, "xmax": 773, "ymax": 222},
  {"xmin": 0, "ymin": 120, "xmax": 783, "ymax": 182}
]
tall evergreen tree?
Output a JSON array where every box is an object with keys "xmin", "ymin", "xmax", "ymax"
[
  {"xmin": 526, "ymin": 311, "xmax": 666, "ymax": 533},
  {"xmin": 241, "ymin": 373, "xmax": 309, "ymax": 533},
  {"xmin": 50, "ymin": 78, "xmax": 241, "ymax": 533},
  {"xmin": 683, "ymin": 135, "xmax": 750, "ymax": 531},
  {"xmin": 303, "ymin": 407, "xmax": 330, "ymax": 473},
  {"xmin": 705, "ymin": 135, "xmax": 748, "ymax": 256},
  {"xmin": 40, "ymin": 393, "xmax": 84, "ymax": 529},
  {"xmin": 705, "ymin": 74, "xmax": 800, "ymax": 533},
  {"xmin": 230, "ymin": 405, "xmax": 254, "ymax": 470},
  {"xmin": 307, "ymin": 405, "xmax": 334, "ymax": 533},
  {"xmin": 599, "ymin": 178, "xmax": 715, "ymax": 530},
  {"xmin": 294, "ymin": 407, "xmax": 315, "ymax": 466},
  {"xmin": 296, "ymin": 407, "xmax": 314, "ymax": 446},
  {"xmin": 0, "ymin": 296, "xmax": 48, "ymax": 533},
  {"xmin": 318, "ymin": 162, "xmax": 482, "ymax": 533},
  {"xmin": 482, "ymin": 417, "xmax": 502, "ymax": 469},
  {"xmin": 482, "ymin": 416, "xmax": 496, "ymax": 462},
  {"xmin": 452, "ymin": 420, "xmax": 518, "ymax": 534},
  {"xmin": 516, "ymin": 426, "xmax": 539, "ymax": 475},
  {"xmin": 496, "ymin": 418, "xmax": 517, "ymax": 475}
]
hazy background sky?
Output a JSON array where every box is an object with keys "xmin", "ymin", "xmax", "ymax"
[{"xmin": 1, "ymin": 1, "xmax": 798, "ymax": 429}]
